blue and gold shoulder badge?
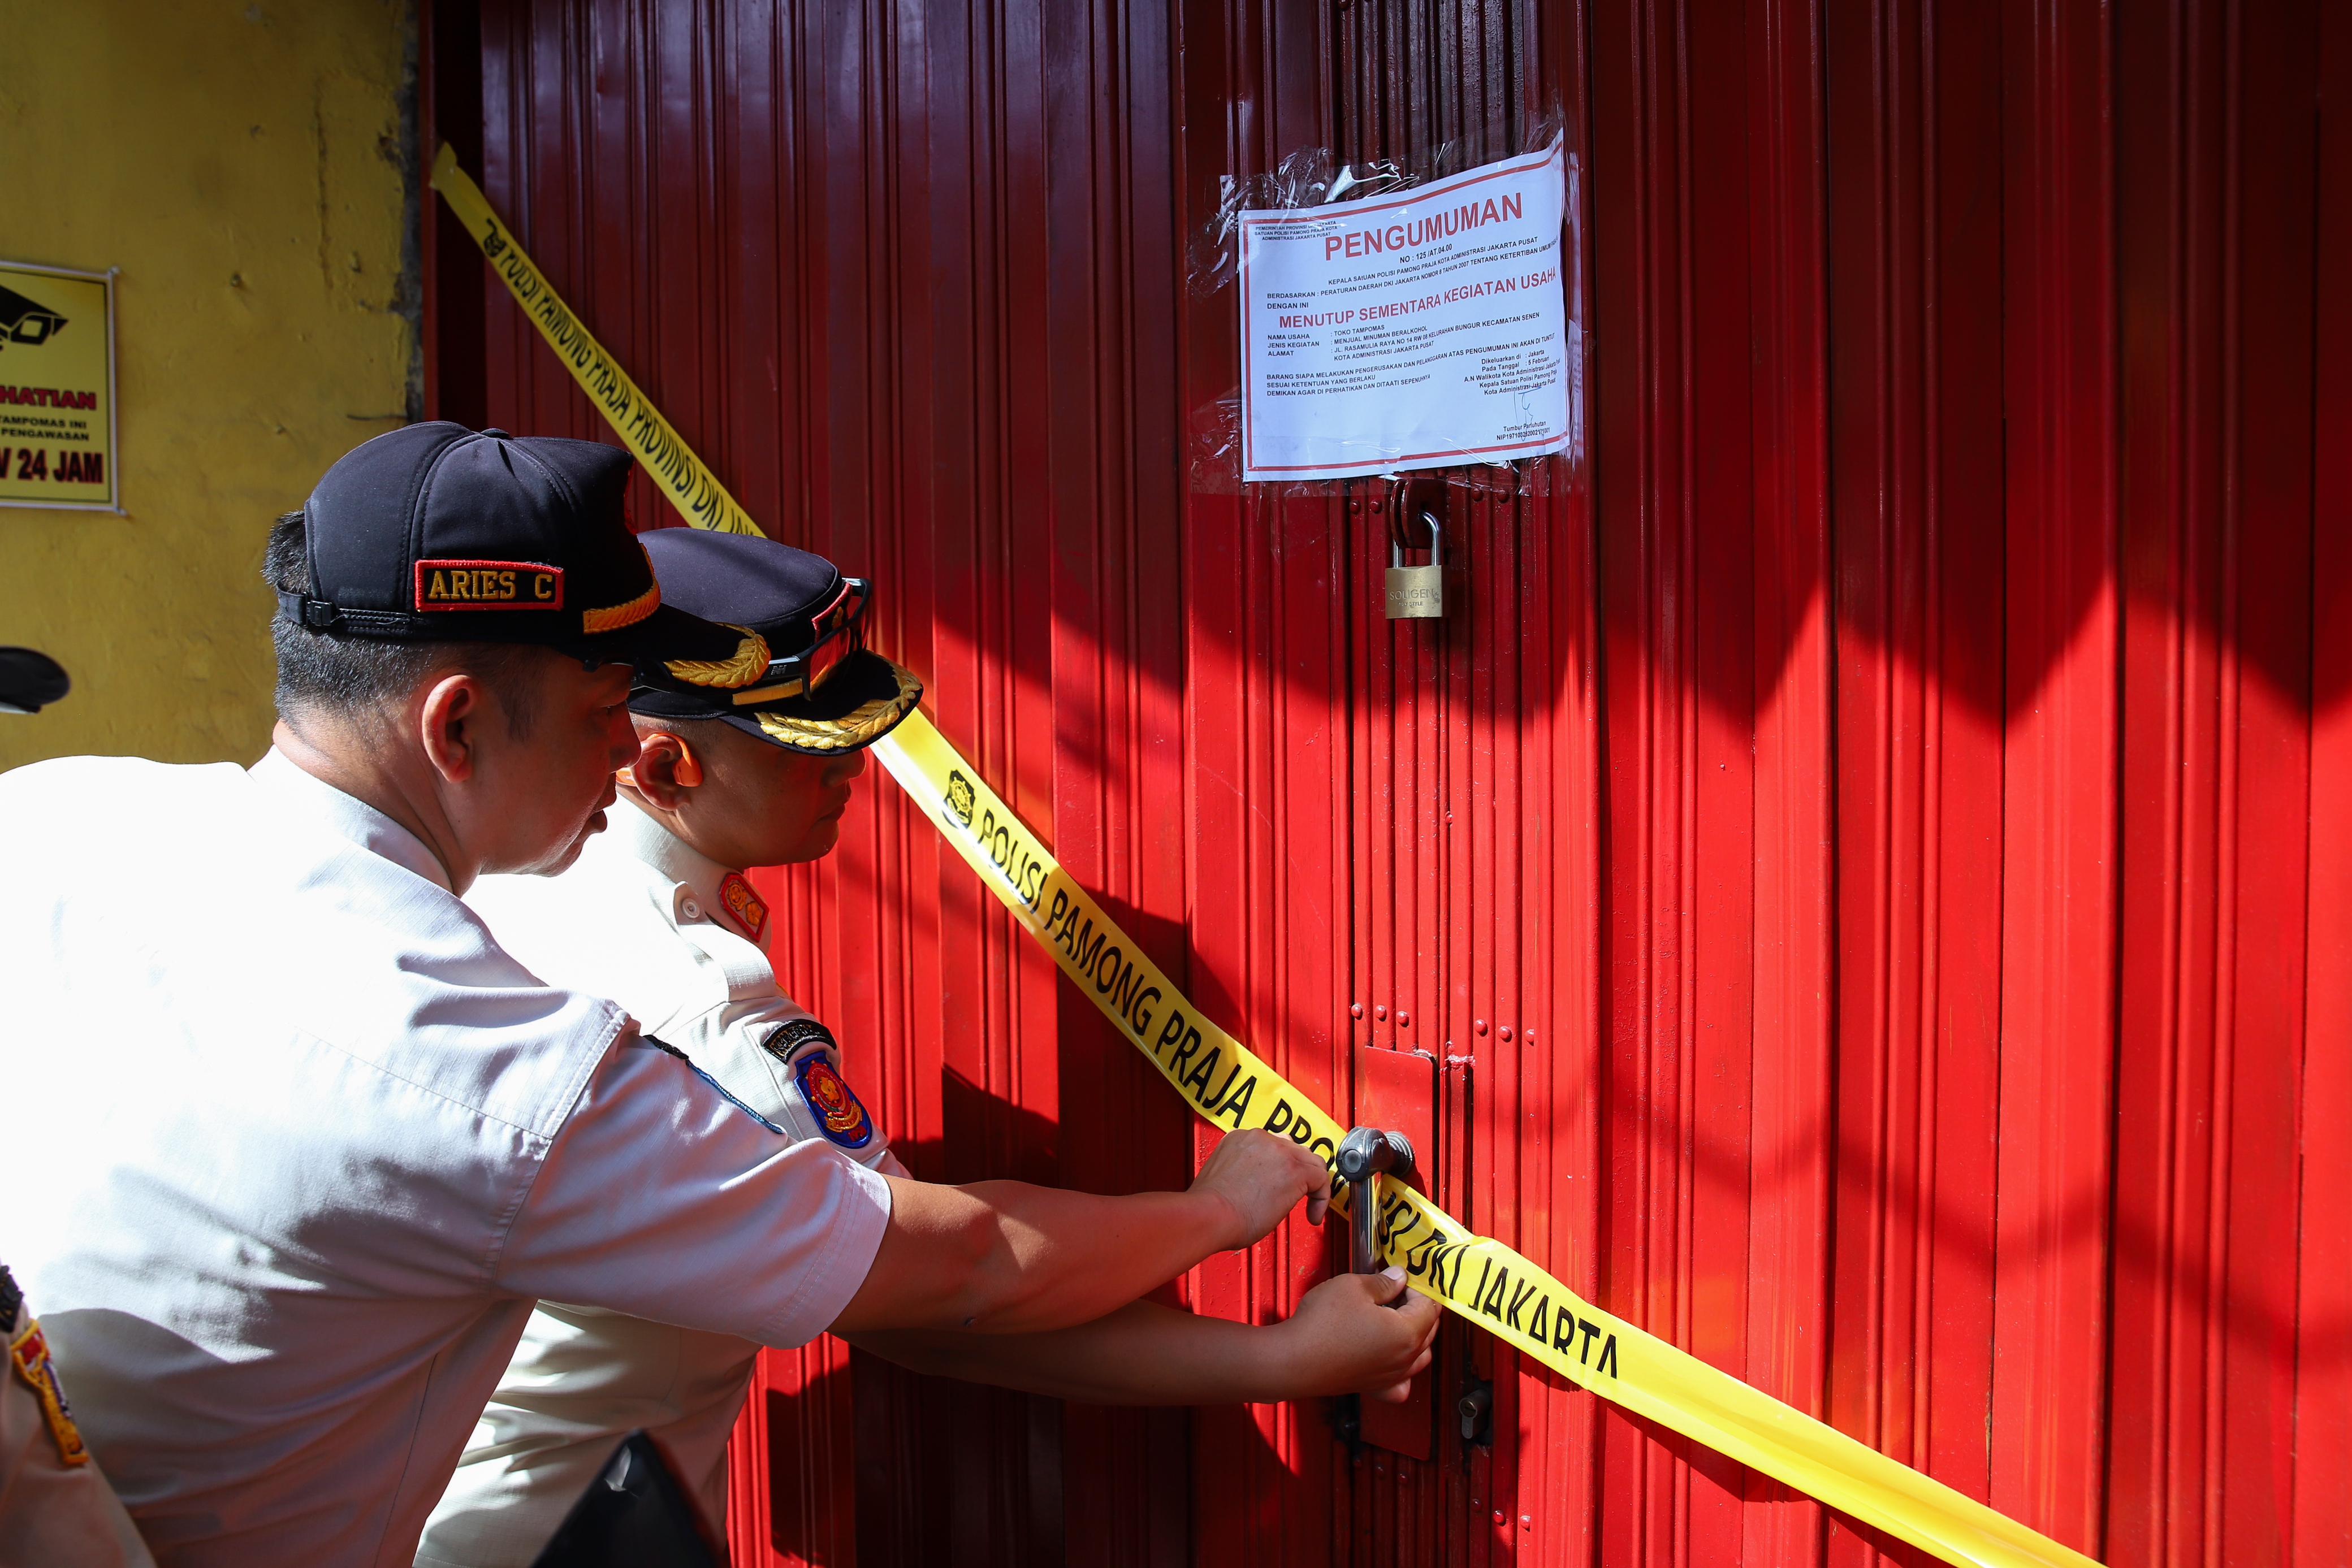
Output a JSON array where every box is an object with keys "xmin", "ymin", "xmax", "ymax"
[
  {"xmin": 10, "ymin": 1315, "xmax": 90, "ymax": 1466},
  {"xmin": 717, "ymin": 872, "xmax": 769, "ymax": 943},
  {"xmin": 765, "ymin": 1018, "xmax": 875, "ymax": 1150}
]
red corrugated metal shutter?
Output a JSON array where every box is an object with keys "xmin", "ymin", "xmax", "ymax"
[{"xmin": 422, "ymin": 0, "xmax": 2352, "ymax": 1563}]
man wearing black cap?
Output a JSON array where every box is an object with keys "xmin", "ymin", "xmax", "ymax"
[
  {"xmin": 422, "ymin": 530, "xmax": 1441, "ymax": 1565},
  {"xmin": 0, "ymin": 424, "xmax": 1335, "ymax": 1568}
]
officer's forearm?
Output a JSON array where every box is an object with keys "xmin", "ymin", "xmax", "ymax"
[
  {"xmin": 848, "ymin": 1300, "xmax": 1287, "ymax": 1404},
  {"xmin": 828, "ymin": 1178, "xmax": 1239, "ymax": 1336}
]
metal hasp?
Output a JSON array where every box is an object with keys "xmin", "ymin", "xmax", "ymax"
[
  {"xmin": 1337, "ymin": 1125, "xmax": 1417, "ymax": 1275},
  {"xmin": 1383, "ymin": 510, "xmax": 1447, "ymax": 619}
]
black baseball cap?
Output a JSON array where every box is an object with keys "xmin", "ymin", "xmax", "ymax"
[
  {"xmin": 275, "ymin": 422, "xmax": 769, "ymax": 695},
  {"xmin": 626, "ymin": 529, "xmax": 922, "ymax": 753},
  {"xmin": 0, "ymin": 647, "xmax": 69, "ymax": 714}
]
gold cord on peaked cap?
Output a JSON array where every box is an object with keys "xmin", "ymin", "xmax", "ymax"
[
  {"xmin": 755, "ymin": 661, "xmax": 923, "ymax": 751},
  {"xmin": 582, "ymin": 578, "xmax": 661, "ymax": 634}
]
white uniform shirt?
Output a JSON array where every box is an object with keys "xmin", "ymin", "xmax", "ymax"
[
  {"xmin": 0, "ymin": 754, "xmax": 892, "ymax": 1568},
  {"xmin": 419, "ymin": 799, "xmax": 905, "ymax": 1567}
]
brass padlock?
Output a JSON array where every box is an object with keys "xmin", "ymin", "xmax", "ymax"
[{"xmin": 1385, "ymin": 514, "xmax": 1446, "ymax": 620}]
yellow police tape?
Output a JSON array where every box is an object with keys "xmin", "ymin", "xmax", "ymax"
[
  {"xmin": 871, "ymin": 714, "xmax": 2095, "ymax": 1568},
  {"xmin": 435, "ymin": 149, "xmax": 2100, "ymax": 1568},
  {"xmin": 429, "ymin": 147, "xmax": 762, "ymax": 539}
]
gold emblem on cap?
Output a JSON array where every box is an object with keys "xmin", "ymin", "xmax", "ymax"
[{"xmin": 666, "ymin": 627, "xmax": 772, "ymax": 689}]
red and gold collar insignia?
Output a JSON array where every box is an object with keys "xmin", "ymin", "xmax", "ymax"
[
  {"xmin": 717, "ymin": 872, "xmax": 768, "ymax": 943},
  {"xmin": 10, "ymin": 1317, "xmax": 89, "ymax": 1466}
]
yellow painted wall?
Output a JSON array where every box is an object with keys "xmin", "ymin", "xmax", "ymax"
[{"xmin": 0, "ymin": 0, "xmax": 413, "ymax": 766}]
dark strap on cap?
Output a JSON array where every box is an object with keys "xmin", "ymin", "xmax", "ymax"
[
  {"xmin": 276, "ymin": 590, "xmax": 343, "ymax": 631},
  {"xmin": 274, "ymin": 590, "xmax": 469, "ymax": 640}
]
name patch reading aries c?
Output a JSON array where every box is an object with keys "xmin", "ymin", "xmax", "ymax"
[{"xmin": 414, "ymin": 558, "xmax": 566, "ymax": 611}]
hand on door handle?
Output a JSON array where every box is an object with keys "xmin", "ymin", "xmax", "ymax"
[{"xmin": 1277, "ymin": 1267, "xmax": 1441, "ymax": 1403}]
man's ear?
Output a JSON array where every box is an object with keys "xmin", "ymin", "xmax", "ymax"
[
  {"xmin": 418, "ymin": 674, "xmax": 483, "ymax": 784},
  {"xmin": 621, "ymin": 730, "xmax": 704, "ymax": 809}
]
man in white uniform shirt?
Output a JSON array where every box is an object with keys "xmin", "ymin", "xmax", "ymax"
[
  {"xmin": 423, "ymin": 531, "xmax": 1441, "ymax": 1564},
  {"xmin": 0, "ymin": 423, "xmax": 1338, "ymax": 1567}
]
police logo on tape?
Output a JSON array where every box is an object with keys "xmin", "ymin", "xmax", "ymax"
[{"xmin": 944, "ymin": 770, "xmax": 976, "ymax": 829}]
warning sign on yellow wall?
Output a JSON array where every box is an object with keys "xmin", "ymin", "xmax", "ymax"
[{"xmin": 0, "ymin": 262, "xmax": 118, "ymax": 512}]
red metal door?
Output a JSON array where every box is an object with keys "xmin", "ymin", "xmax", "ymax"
[{"xmin": 423, "ymin": 0, "xmax": 2352, "ymax": 1564}]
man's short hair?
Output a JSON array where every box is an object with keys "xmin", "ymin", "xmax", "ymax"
[
  {"xmin": 265, "ymin": 512, "xmax": 540, "ymax": 735},
  {"xmin": 626, "ymin": 711, "xmax": 714, "ymax": 738}
]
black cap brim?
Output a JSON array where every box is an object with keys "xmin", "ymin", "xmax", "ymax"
[
  {"xmin": 0, "ymin": 647, "xmax": 69, "ymax": 714},
  {"xmin": 631, "ymin": 647, "xmax": 922, "ymax": 753},
  {"xmin": 561, "ymin": 602, "xmax": 775, "ymax": 695}
]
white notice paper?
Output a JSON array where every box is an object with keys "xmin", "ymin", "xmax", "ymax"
[{"xmin": 1238, "ymin": 140, "xmax": 1570, "ymax": 482}]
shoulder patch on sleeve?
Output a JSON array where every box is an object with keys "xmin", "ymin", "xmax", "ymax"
[
  {"xmin": 763, "ymin": 1021, "xmax": 876, "ymax": 1150},
  {"xmin": 759, "ymin": 1019, "xmax": 879, "ymax": 1150},
  {"xmin": 793, "ymin": 1054, "xmax": 875, "ymax": 1149}
]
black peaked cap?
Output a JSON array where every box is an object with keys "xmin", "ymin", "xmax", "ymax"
[{"xmin": 628, "ymin": 528, "xmax": 921, "ymax": 754}]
